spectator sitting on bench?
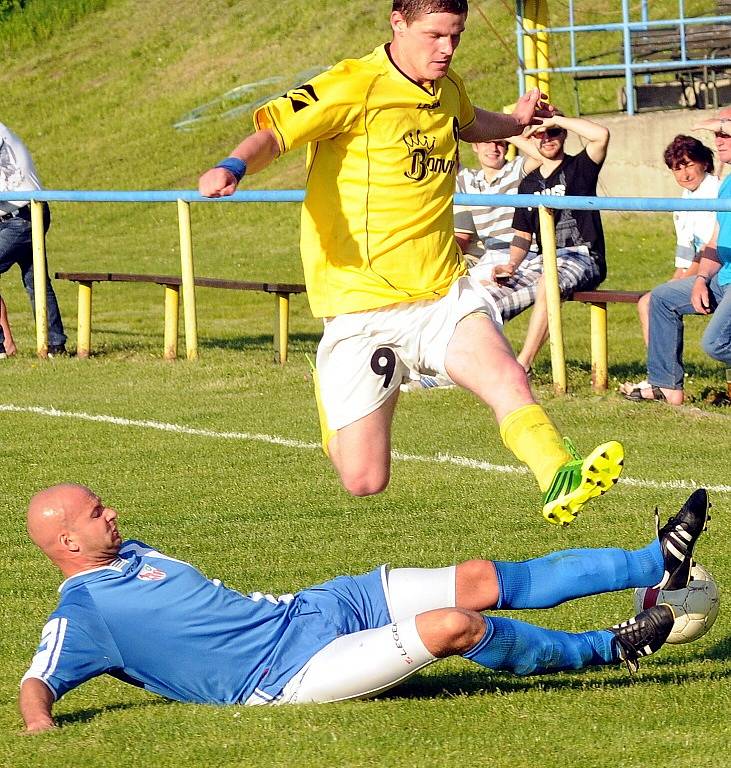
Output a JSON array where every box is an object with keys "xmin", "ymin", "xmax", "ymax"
[
  {"xmin": 483, "ymin": 113, "xmax": 610, "ymax": 374},
  {"xmin": 633, "ymin": 136, "xmax": 719, "ymax": 348},
  {"xmin": 622, "ymin": 108, "xmax": 731, "ymax": 405}
]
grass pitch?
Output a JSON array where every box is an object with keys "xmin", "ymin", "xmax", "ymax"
[{"xmin": 1, "ymin": 1, "xmax": 730, "ymax": 766}]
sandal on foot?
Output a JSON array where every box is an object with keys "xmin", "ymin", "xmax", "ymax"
[{"xmin": 623, "ymin": 384, "xmax": 667, "ymax": 402}]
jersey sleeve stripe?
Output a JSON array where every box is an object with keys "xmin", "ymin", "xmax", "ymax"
[{"xmin": 20, "ymin": 617, "xmax": 67, "ymax": 697}]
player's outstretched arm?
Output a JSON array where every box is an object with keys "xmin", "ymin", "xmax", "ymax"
[
  {"xmin": 461, "ymin": 88, "xmax": 554, "ymax": 143},
  {"xmin": 198, "ymin": 129, "xmax": 280, "ymax": 198},
  {"xmin": 19, "ymin": 677, "xmax": 56, "ymax": 733}
]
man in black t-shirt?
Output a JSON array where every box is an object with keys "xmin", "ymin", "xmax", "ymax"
[{"xmin": 483, "ymin": 115, "xmax": 610, "ymax": 372}]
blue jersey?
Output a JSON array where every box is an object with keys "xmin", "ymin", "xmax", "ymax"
[
  {"xmin": 716, "ymin": 175, "xmax": 731, "ymax": 286},
  {"xmin": 23, "ymin": 541, "xmax": 390, "ymax": 705}
]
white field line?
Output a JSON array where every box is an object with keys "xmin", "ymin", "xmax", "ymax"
[{"xmin": 3, "ymin": 403, "xmax": 730, "ymax": 494}]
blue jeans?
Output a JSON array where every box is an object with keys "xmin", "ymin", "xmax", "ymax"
[
  {"xmin": 648, "ymin": 274, "xmax": 731, "ymax": 390},
  {"xmin": 0, "ymin": 205, "xmax": 66, "ymax": 347}
]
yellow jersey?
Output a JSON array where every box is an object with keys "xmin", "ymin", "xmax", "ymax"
[{"xmin": 254, "ymin": 44, "xmax": 475, "ymax": 318}]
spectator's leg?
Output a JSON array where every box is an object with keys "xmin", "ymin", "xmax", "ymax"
[
  {"xmin": 0, "ymin": 295, "xmax": 16, "ymax": 355},
  {"xmin": 516, "ymin": 275, "xmax": 549, "ymax": 371},
  {"xmin": 517, "ymin": 249, "xmax": 599, "ymax": 371},
  {"xmin": 18, "ymin": 251, "xmax": 67, "ymax": 348},
  {"xmin": 637, "ymin": 291, "xmax": 651, "ymax": 347},
  {"xmin": 700, "ymin": 278, "xmax": 731, "ymax": 365},
  {"xmin": 646, "ymin": 277, "xmax": 697, "ymax": 404}
]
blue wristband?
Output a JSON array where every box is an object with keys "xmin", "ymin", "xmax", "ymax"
[{"xmin": 215, "ymin": 157, "xmax": 247, "ymax": 182}]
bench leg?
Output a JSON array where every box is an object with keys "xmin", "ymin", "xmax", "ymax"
[
  {"xmin": 589, "ymin": 302, "xmax": 608, "ymax": 392},
  {"xmin": 274, "ymin": 292, "xmax": 290, "ymax": 364},
  {"xmin": 76, "ymin": 281, "xmax": 93, "ymax": 359},
  {"xmin": 163, "ymin": 284, "xmax": 180, "ymax": 361}
]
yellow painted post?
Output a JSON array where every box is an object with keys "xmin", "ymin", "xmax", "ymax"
[
  {"xmin": 274, "ymin": 292, "xmax": 290, "ymax": 364},
  {"xmin": 523, "ymin": 1, "xmax": 537, "ymax": 91},
  {"xmin": 30, "ymin": 200, "xmax": 48, "ymax": 358},
  {"xmin": 163, "ymin": 284, "xmax": 180, "ymax": 361},
  {"xmin": 177, "ymin": 199, "xmax": 198, "ymax": 360},
  {"xmin": 538, "ymin": 207, "xmax": 566, "ymax": 395},
  {"xmin": 77, "ymin": 281, "xmax": 93, "ymax": 359},
  {"xmin": 589, "ymin": 302, "xmax": 608, "ymax": 392},
  {"xmin": 522, "ymin": 0, "xmax": 550, "ymax": 97}
]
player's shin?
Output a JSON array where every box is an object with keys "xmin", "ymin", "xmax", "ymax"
[
  {"xmin": 499, "ymin": 404, "xmax": 569, "ymax": 491},
  {"xmin": 463, "ymin": 616, "xmax": 616, "ymax": 675},
  {"xmin": 493, "ymin": 542, "xmax": 663, "ymax": 609}
]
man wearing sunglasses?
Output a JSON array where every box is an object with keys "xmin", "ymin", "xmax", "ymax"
[
  {"xmin": 622, "ymin": 108, "xmax": 731, "ymax": 405},
  {"xmin": 483, "ymin": 114, "xmax": 610, "ymax": 374}
]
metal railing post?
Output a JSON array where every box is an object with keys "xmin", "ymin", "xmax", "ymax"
[
  {"xmin": 538, "ymin": 207, "xmax": 566, "ymax": 395},
  {"xmin": 177, "ymin": 199, "xmax": 198, "ymax": 360},
  {"xmin": 30, "ymin": 200, "xmax": 48, "ymax": 358}
]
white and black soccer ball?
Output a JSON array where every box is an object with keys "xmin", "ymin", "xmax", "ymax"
[{"xmin": 634, "ymin": 563, "xmax": 720, "ymax": 644}]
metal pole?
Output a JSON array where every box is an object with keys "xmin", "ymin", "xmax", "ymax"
[
  {"xmin": 30, "ymin": 200, "xmax": 48, "ymax": 358},
  {"xmin": 177, "ymin": 199, "xmax": 198, "ymax": 360},
  {"xmin": 516, "ymin": 0, "xmax": 527, "ymax": 95},
  {"xmin": 523, "ymin": 0, "xmax": 538, "ymax": 91},
  {"xmin": 163, "ymin": 284, "xmax": 180, "ymax": 361},
  {"xmin": 622, "ymin": 0, "xmax": 635, "ymax": 115},
  {"xmin": 535, "ymin": 0, "xmax": 550, "ymax": 97},
  {"xmin": 589, "ymin": 302, "xmax": 608, "ymax": 391},
  {"xmin": 77, "ymin": 281, "xmax": 92, "ymax": 359},
  {"xmin": 538, "ymin": 207, "xmax": 566, "ymax": 395}
]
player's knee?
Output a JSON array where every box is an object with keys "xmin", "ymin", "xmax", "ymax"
[
  {"xmin": 340, "ymin": 467, "xmax": 390, "ymax": 497},
  {"xmin": 437, "ymin": 609, "xmax": 485, "ymax": 654}
]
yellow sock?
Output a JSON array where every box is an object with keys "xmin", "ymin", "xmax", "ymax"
[
  {"xmin": 310, "ymin": 365, "xmax": 335, "ymax": 458},
  {"xmin": 499, "ymin": 404, "xmax": 571, "ymax": 492}
]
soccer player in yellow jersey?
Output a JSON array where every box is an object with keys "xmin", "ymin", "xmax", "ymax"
[{"xmin": 199, "ymin": 0, "xmax": 624, "ymax": 525}]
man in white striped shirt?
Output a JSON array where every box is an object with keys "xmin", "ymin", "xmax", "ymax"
[{"xmin": 454, "ymin": 136, "xmax": 542, "ymax": 279}]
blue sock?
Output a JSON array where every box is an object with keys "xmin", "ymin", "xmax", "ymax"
[
  {"xmin": 463, "ymin": 616, "xmax": 617, "ymax": 675},
  {"xmin": 494, "ymin": 541, "xmax": 662, "ymax": 609}
]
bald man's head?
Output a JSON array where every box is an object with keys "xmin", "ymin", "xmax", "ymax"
[{"xmin": 27, "ymin": 484, "xmax": 122, "ymax": 576}]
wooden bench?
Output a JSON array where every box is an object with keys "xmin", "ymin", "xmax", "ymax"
[
  {"xmin": 569, "ymin": 289, "xmax": 647, "ymax": 391},
  {"xmin": 55, "ymin": 272, "xmax": 306, "ymax": 362}
]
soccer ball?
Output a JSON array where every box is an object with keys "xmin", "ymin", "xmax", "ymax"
[{"xmin": 633, "ymin": 563, "xmax": 720, "ymax": 645}]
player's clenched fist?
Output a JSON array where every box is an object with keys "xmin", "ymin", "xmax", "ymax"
[{"xmin": 198, "ymin": 166, "xmax": 239, "ymax": 198}]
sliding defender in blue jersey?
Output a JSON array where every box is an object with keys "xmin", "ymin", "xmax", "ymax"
[{"xmin": 20, "ymin": 483, "xmax": 710, "ymax": 733}]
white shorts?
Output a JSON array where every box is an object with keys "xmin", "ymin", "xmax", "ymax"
[
  {"xmin": 316, "ymin": 275, "xmax": 502, "ymax": 431},
  {"xmin": 274, "ymin": 565, "xmax": 456, "ymax": 705}
]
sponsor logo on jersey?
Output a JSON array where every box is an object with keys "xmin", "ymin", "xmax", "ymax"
[
  {"xmin": 137, "ymin": 563, "xmax": 167, "ymax": 581},
  {"xmin": 286, "ymin": 83, "xmax": 319, "ymax": 113},
  {"xmin": 416, "ymin": 100, "xmax": 441, "ymax": 110},
  {"xmin": 403, "ymin": 130, "xmax": 456, "ymax": 182}
]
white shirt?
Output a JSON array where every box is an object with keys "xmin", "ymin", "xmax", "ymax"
[
  {"xmin": 673, "ymin": 173, "xmax": 720, "ymax": 268},
  {"xmin": 0, "ymin": 122, "xmax": 42, "ymax": 215}
]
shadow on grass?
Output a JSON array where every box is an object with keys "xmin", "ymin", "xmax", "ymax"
[
  {"xmin": 55, "ymin": 697, "xmax": 169, "ymax": 726},
  {"xmin": 199, "ymin": 331, "xmax": 321, "ymax": 353},
  {"xmin": 68, "ymin": 330, "xmax": 321, "ymax": 357},
  {"xmin": 51, "ymin": 638, "xmax": 730, "ymax": 723},
  {"xmin": 381, "ymin": 638, "xmax": 731, "ymax": 701}
]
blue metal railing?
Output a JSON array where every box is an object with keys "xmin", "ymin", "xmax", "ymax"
[
  {"xmin": 4, "ymin": 188, "xmax": 731, "ymax": 212},
  {"xmin": 516, "ymin": 0, "xmax": 731, "ymax": 115}
]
